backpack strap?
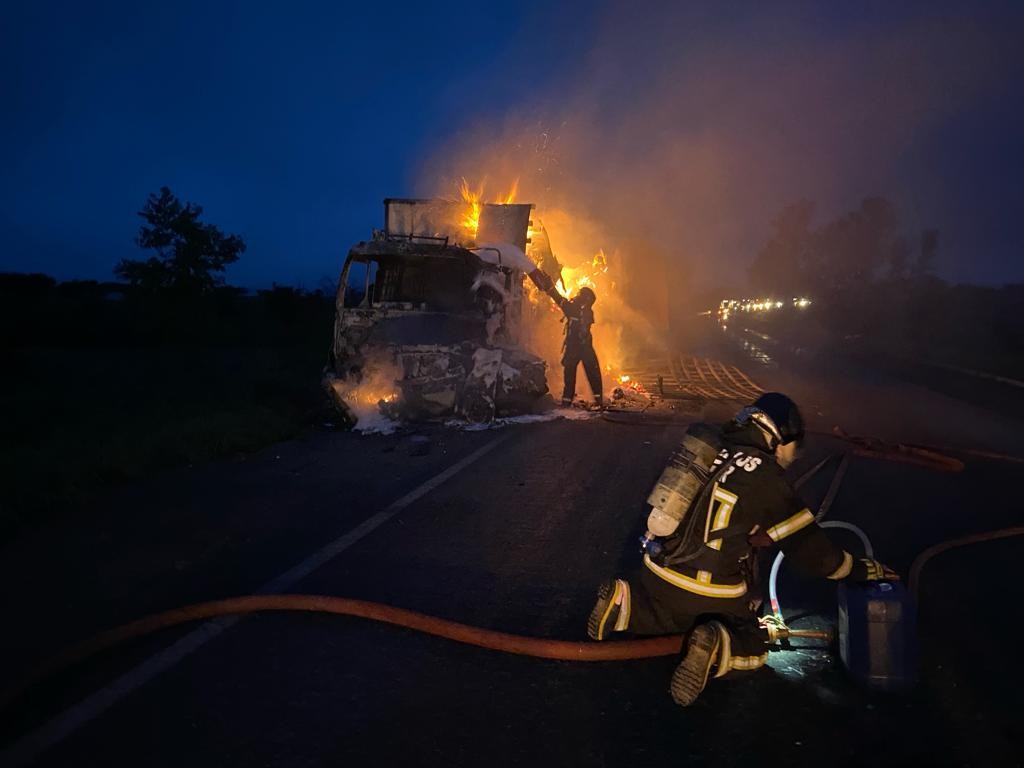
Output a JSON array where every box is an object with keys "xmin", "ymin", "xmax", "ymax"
[{"xmin": 659, "ymin": 459, "xmax": 733, "ymax": 567}]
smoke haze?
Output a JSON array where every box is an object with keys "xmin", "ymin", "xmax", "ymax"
[{"xmin": 418, "ymin": 2, "xmax": 1021, "ymax": 313}]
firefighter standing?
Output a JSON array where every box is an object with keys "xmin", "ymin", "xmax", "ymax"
[
  {"xmin": 524, "ymin": 267, "xmax": 603, "ymax": 408},
  {"xmin": 553, "ymin": 286, "xmax": 603, "ymax": 408},
  {"xmin": 587, "ymin": 392, "xmax": 897, "ymax": 705}
]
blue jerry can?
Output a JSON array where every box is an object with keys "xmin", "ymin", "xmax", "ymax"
[{"xmin": 838, "ymin": 581, "xmax": 917, "ymax": 691}]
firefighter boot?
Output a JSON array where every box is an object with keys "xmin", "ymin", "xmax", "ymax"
[
  {"xmin": 669, "ymin": 622, "xmax": 722, "ymax": 706},
  {"xmin": 587, "ymin": 579, "xmax": 629, "ymax": 640}
]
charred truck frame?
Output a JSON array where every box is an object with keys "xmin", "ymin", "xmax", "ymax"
[{"xmin": 326, "ymin": 198, "xmax": 550, "ymax": 424}]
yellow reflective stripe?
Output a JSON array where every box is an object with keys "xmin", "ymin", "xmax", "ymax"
[
  {"xmin": 766, "ymin": 508, "xmax": 815, "ymax": 542},
  {"xmin": 713, "ymin": 622, "xmax": 731, "ymax": 678},
  {"xmin": 730, "ymin": 653, "xmax": 768, "ymax": 671},
  {"xmin": 596, "ymin": 582, "xmax": 620, "ymax": 640},
  {"xmin": 643, "ymin": 555, "xmax": 748, "ymax": 598},
  {"xmin": 614, "ymin": 580, "xmax": 631, "ymax": 631},
  {"xmin": 827, "ymin": 550, "xmax": 854, "ymax": 580},
  {"xmin": 706, "ymin": 484, "xmax": 738, "ymax": 551}
]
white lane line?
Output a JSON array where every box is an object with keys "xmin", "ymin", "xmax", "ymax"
[
  {"xmin": 921, "ymin": 359, "xmax": 1024, "ymax": 390},
  {"xmin": 2, "ymin": 433, "xmax": 510, "ymax": 767}
]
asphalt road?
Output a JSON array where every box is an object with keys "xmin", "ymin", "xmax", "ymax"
[{"xmin": 1, "ymin": 328, "xmax": 1022, "ymax": 767}]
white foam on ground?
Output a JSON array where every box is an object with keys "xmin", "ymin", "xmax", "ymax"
[
  {"xmin": 445, "ymin": 407, "xmax": 598, "ymax": 431},
  {"xmin": 354, "ymin": 413, "xmax": 402, "ymax": 435}
]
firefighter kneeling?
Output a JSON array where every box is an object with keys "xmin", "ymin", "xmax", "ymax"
[{"xmin": 587, "ymin": 392, "xmax": 897, "ymax": 706}]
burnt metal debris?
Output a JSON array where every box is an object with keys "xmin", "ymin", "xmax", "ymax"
[{"xmin": 324, "ymin": 198, "xmax": 550, "ymax": 426}]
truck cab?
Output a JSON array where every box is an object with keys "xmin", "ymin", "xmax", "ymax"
[{"xmin": 327, "ymin": 198, "xmax": 548, "ymax": 424}]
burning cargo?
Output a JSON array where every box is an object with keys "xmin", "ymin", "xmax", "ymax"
[{"xmin": 325, "ymin": 197, "xmax": 551, "ymax": 427}]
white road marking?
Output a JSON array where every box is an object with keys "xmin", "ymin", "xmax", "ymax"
[{"xmin": 2, "ymin": 433, "xmax": 510, "ymax": 767}]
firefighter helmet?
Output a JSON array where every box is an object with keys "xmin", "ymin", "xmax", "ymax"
[
  {"xmin": 576, "ymin": 286, "xmax": 596, "ymax": 306},
  {"xmin": 736, "ymin": 392, "xmax": 804, "ymax": 449}
]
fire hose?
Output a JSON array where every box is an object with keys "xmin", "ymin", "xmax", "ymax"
[
  {"xmin": 602, "ymin": 412, "xmax": 974, "ymax": 474},
  {"xmin": 9, "ymin": 521, "xmax": 1023, "ymax": 715},
  {"xmin": 768, "ymin": 453, "xmax": 1024, "ymax": 623},
  {"xmin": 1, "ymin": 451, "xmax": 853, "ymax": 712},
  {"xmin": 908, "ymin": 526, "xmax": 1024, "ymax": 598},
  {"xmin": 0, "ymin": 595, "xmax": 829, "ymax": 715},
  {"xmin": 825, "ymin": 427, "xmax": 966, "ymax": 472},
  {"xmin": 3, "ymin": 447, "xmax": 1020, "ymax": 715}
]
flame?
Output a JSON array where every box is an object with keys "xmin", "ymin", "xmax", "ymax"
[
  {"xmin": 351, "ymin": 389, "xmax": 397, "ymax": 407},
  {"xmin": 553, "ymin": 249, "xmax": 609, "ymax": 299},
  {"xmin": 614, "ymin": 372, "xmax": 646, "ymax": 394},
  {"xmin": 499, "ymin": 178, "xmax": 519, "ymax": 204},
  {"xmin": 330, "ymin": 355, "xmax": 402, "ymax": 433},
  {"xmin": 458, "ymin": 177, "xmax": 521, "ymax": 237},
  {"xmin": 450, "ymin": 181, "xmax": 651, "ymax": 402},
  {"xmin": 458, "ymin": 177, "xmax": 484, "ymax": 235}
]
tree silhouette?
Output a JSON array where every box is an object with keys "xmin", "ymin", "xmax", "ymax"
[
  {"xmin": 115, "ymin": 187, "xmax": 245, "ymax": 295},
  {"xmin": 914, "ymin": 228, "xmax": 940, "ymax": 277},
  {"xmin": 748, "ymin": 199, "xmax": 816, "ymax": 295},
  {"xmin": 751, "ymin": 196, "xmax": 908, "ymax": 297},
  {"xmin": 886, "ymin": 235, "xmax": 911, "ymax": 279},
  {"xmin": 814, "ymin": 196, "xmax": 899, "ymax": 292}
]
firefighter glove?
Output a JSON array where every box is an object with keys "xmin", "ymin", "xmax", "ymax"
[{"xmin": 849, "ymin": 557, "xmax": 899, "ymax": 582}]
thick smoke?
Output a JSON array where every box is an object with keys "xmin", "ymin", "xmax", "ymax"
[{"xmin": 417, "ymin": 3, "xmax": 1010, "ymax": 345}]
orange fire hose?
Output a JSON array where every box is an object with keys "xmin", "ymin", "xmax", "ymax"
[
  {"xmin": 8, "ymin": 430, "xmax": 1014, "ymax": 719},
  {"xmin": 0, "ymin": 432, "xmax": 977, "ymax": 712},
  {"xmin": 826, "ymin": 427, "xmax": 965, "ymax": 472},
  {"xmin": 0, "ymin": 595, "xmax": 831, "ymax": 713},
  {"xmin": 908, "ymin": 526, "xmax": 1024, "ymax": 598}
]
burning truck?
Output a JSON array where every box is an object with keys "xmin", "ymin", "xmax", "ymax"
[{"xmin": 324, "ymin": 197, "xmax": 564, "ymax": 428}]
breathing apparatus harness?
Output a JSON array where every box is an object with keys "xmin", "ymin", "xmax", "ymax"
[{"xmin": 641, "ymin": 399, "xmax": 796, "ymax": 567}]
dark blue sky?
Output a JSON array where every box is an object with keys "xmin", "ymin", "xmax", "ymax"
[{"xmin": 2, "ymin": 1, "xmax": 1022, "ymax": 288}]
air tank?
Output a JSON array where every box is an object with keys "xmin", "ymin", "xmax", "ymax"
[{"xmin": 646, "ymin": 423, "xmax": 723, "ymax": 536}]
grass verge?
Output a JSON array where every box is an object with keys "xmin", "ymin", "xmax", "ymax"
[{"xmin": 0, "ymin": 342, "xmax": 331, "ymax": 542}]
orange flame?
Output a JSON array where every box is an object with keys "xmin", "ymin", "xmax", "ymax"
[
  {"xmin": 499, "ymin": 178, "xmax": 519, "ymax": 204},
  {"xmin": 458, "ymin": 178, "xmax": 521, "ymax": 238},
  {"xmin": 554, "ymin": 249, "xmax": 610, "ymax": 298},
  {"xmin": 615, "ymin": 373, "xmax": 647, "ymax": 394},
  {"xmin": 329, "ymin": 355, "xmax": 402, "ymax": 432},
  {"xmin": 450, "ymin": 181, "xmax": 645, "ymax": 402},
  {"xmin": 458, "ymin": 177, "xmax": 484, "ymax": 234}
]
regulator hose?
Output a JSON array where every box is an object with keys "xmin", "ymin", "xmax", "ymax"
[
  {"xmin": 768, "ymin": 521, "xmax": 875, "ymax": 619},
  {"xmin": 768, "ymin": 453, "xmax": 873, "ymax": 620},
  {"xmin": 0, "ymin": 595, "xmax": 830, "ymax": 714}
]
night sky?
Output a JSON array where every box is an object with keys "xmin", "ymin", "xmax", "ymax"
[{"xmin": 3, "ymin": 1, "xmax": 1022, "ymax": 289}]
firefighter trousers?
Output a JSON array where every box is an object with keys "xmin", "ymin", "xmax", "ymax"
[
  {"xmin": 611, "ymin": 566, "xmax": 770, "ymax": 676},
  {"xmin": 562, "ymin": 343, "xmax": 602, "ymax": 402}
]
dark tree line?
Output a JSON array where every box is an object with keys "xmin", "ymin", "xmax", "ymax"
[
  {"xmin": 1, "ymin": 188, "xmax": 334, "ymax": 347},
  {"xmin": 749, "ymin": 197, "xmax": 939, "ymax": 298},
  {"xmin": 746, "ymin": 197, "xmax": 1023, "ymax": 376},
  {"xmin": 115, "ymin": 186, "xmax": 246, "ymax": 296}
]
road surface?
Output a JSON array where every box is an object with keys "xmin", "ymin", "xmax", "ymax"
[{"xmin": 1, "ymin": 325, "xmax": 1021, "ymax": 767}]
